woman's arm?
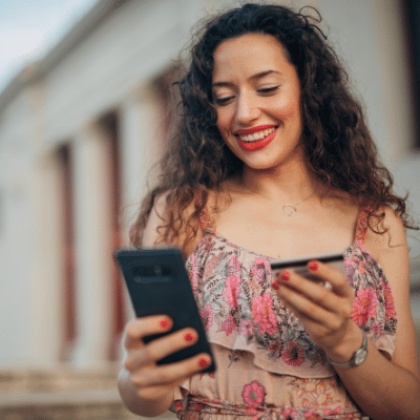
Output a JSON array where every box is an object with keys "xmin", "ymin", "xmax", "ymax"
[
  {"xmin": 273, "ymin": 207, "xmax": 420, "ymax": 419},
  {"xmin": 118, "ymin": 316, "xmax": 183, "ymax": 416},
  {"xmin": 118, "ymin": 196, "xmax": 209, "ymax": 416},
  {"xmin": 117, "ymin": 315, "xmax": 210, "ymax": 416},
  {"xmin": 339, "ymin": 207, "xmax": 420, "ymax": 418}
]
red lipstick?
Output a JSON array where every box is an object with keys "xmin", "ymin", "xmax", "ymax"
[
  {"xmin": 235, "ymin": 126, "xmax": 277, "ymax": 152},
  {"xmin": 235, "ymin": 124, "xmax": 277, "ymax": 135}
]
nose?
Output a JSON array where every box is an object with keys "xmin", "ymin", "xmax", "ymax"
[{"xmin": 235, "ymin": 91, "xmax": 259, "ymax": 125}]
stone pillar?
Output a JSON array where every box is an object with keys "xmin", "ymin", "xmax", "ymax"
[
  {"xmin": 116, "ymin": 86, "xmax": 162, "ymax": 358},
  {"xmin": 30, "ymin": 152, "xmax": 66, "ymax": 364},
  {"xmin": 25, "ymin": 79, "xmax": 66, "ymax": 365},
  {"xmin": 70, "ymin": 122, "xmax": 114, "ymax": 366},
  {"xmin": 118, "ymin": 85, "xmax": 162, "ymax": 244}
]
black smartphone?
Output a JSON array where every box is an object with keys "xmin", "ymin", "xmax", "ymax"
[
  {"xmin": 114, "ymin": 247, "xmax": 216, "ymax": 373},
  {"xmin": 270, "ymin": 252, "xmax": 345, "ymax": 283}
]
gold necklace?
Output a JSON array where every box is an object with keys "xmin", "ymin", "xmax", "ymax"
[{"xmin": 245, "ymin": 186, "xmax": 316, "ymax": 217}]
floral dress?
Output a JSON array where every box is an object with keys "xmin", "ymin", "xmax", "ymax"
[{"xmin": 171, "ymin": 209, "xmax": 397, "ymax": 419}]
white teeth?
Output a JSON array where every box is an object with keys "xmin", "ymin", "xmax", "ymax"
[{"xmin": 238, "ymin": 127, "xmax": 275, "ymax": 142}]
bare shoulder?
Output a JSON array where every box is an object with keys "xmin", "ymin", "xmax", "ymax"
[
  {"xmin": 366, "ymin": 210, "xmax": 419, "ymax": 376},
  {"xmin": 208, "ymin": 178, "xmax": 239, "ymax": 210},
  {"xmin": 365, "ymin": 206, "xmax": 408, "ymax": 255},
  {"xmin": 363, "ymin": 206, "xmax": 410, "ymax": 297},
  {"xmin": 380, "ymin": 206, "xmax": 407, "ymax": 245}
]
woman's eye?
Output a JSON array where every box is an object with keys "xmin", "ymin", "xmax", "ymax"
[
  {"xmin": 214, "ymin": 96, "xmax": 234, "ymax": 106},
  {"xmin": 258, "ymin": 85, "xmax": 280, "ymax": 94}
]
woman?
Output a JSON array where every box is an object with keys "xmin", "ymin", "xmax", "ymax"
[{"xmin": 118, "ymin": 3, "xmax": 420, "ymax": 419}]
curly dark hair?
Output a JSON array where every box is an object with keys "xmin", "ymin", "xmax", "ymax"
[{"xmin": 130, "ymin": 2, "xmax": 416, "ymax": 249}]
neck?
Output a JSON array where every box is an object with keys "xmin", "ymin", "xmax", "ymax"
[{"xmin": 241, "ymin": 162, "xmax": 319, "ymax": 203}]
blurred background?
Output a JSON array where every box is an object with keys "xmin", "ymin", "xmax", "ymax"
[{"xmin": 0, "ymin": 0, "xmax": 419, "ymax": 418}]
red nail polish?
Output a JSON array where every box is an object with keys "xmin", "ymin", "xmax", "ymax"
[
  {"xmin": 184, "ymin": 332, "xmax": 195, "ymax": 343},
  {"xmin": 271, "ymin": 281, "xmax": 279, "ymax": 290},
  {"xmin": 308, "ymin": 261, "xmax": 318, "ymax": 271},
  {"xmin": 280, "ymin": 271, "xmax": 291, "ymax": 281},
  {"xmin": 198, "ymin": 357, "xmax": 209, "ymax": 368},
  {"xmin": 159, "ymin": 318, "xmax": 171, "ymax": 329}
]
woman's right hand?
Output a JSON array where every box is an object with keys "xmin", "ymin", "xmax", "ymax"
[{"xmin": 121, "ymin": 315, "xmax": 212, "ymax": 405}]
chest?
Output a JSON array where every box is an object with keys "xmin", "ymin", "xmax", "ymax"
[{"xmin": 211, "ymin": 202, "xmax": 357, "ymax": 259}]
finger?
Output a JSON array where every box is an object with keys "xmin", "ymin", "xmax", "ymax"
[
  {"xmin": 277, "ymin": 285, "xmax": 356, "ymax": 349},
  {"xmin": 276, "ymin": 280, "xmax": 335, "ymax": 324},
  {"xmin": 124, "ymin": 346, "xmax": 155, "ymax": 372},
  {"xmin": 273, "ymin": 269, "xmax": 336, "ymax": 311},
  {"xmin": 272, "ymin": 272, "xmax": 352, "ymax": 322},
  {"xmin": 273, "ymin": 262, "xmax": 351, "ymax": 299},
  {"xmin": 306, "ymin": 260, "xmax": 352, "ymax": 298},
  {"xmin": 125, "ymin": 327, "xmax": 199, "ymax": 371},
  {"xmin": 131, "ymin": 352, "xmax": 212, "ymax": 389},
  {"xmin": 124, "ymin": 315, "xmax": 173, "ymax": 348}
]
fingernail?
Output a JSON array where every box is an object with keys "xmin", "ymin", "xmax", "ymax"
[
  {"xmin": 308, "ymin": 261, "xmax": 318, "ymax": 271},
  {"xmin": 184, "ymin": 332, "xmax": 196, "ymax": 343},
  {"xmin": 271, "ymin": 281, "xmax": 280, "ymax": 290},
  {"xmin": 198, "ymin": 357, "xmax": 210, "ymax": 368},
  {"xmin": 280, "ymin": 271, "xmax": 291, "ymax": 281},
  {"xmin": 159, "ymin": 318, "xmax": 171, "ymax": 329}
]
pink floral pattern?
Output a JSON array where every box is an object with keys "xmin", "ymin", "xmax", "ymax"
[
  {"xmin": 200, "ymin": 304, "xmax": 213, "ymax": 330},
  {"xmin": 351, "ymin": 287, "xmax": 378, "ymax": 326},
  {"xmin": 221, "ymin": 314, "xmax": 235, "ymax": 335},
  {"xmin": 296, "ymin": 379, "xmax": 335, "ymax": 408},
  {"xmin": 281, "ymin": 340, "xmax": 305, "ymax": 366},
  {"xmin": 383, "ymin": 280, "xmax": 397, "ymax": 320},
  {"xmin": 251, "ymin": 258, "xmax": 270, "ymax": 284},
  {"xmin": 241, "ymin": 380, "xmax": 266, "ymax": 408},
  {"xmin": 172, "ymin": 209, "xmax": 396, "ymax": 418},
  {"xmin": 224, "ymin": 273, "xmax": 241, "ymax": 309},
  {"xmin": 251, "ymin": 293, "xmax": 278, "ymax": 335}
]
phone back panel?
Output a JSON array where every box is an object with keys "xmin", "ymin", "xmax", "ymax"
[{"xmin": 115, "ymin": 247, "xmax": 216, "ymax": 372}]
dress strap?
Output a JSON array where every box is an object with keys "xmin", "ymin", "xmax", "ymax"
[
  {"xmin": 199, "ymin": 205, "xmax": 214, "ymax": 234},
  {"xmin": 354, "ymin": 207, "xmax": 370, "ymax": 245}
]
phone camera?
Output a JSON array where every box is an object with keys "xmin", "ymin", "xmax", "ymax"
[{"xmin": 154, "ymin": 265, "xmax": 162, "ymax": 276}]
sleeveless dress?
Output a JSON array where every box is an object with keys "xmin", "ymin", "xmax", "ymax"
[{"xmin": 170, "ymin": 209, "xmax": 397, "ymax": 419}]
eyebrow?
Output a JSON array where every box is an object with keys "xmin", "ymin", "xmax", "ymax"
[{"xmin": 212, "ymin": 70, "xmax": 282, "ymax": 88}]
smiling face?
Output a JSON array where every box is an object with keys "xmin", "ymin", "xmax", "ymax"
[{"xmin": 212, "ymin": 33, "xmax": 304, "ymax": 171}]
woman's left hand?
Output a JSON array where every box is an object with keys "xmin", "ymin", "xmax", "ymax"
[{"xmin": 271, "ymin": 260, "xmax": 362, "ymax": 362}]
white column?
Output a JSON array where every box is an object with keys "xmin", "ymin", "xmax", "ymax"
[
  {"xmin": 116, "ymin": 85, "xmax": 162, "ymax": 358},
  {"xmin": 119, "ymin": 85, "xmax": 162, "ymax": 244},
  {"xmin": 70, "ymin": 122, "xmax": 114, "ymax": 366},
  {"xmin": 24, "ymin": 80, "xmax": 66, "ymax": 365},
  {"xmin": 30, "ymin": 152, "xmax": 66, "ymax": 364}
]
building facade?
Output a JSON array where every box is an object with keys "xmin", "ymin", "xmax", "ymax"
[{"xmin": 0, "ymin": 0, "xmax": 419, "ymax": 368}]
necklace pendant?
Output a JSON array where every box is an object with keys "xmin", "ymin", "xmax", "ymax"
[{"xmin": 282, "ymin": 205, "xmax": 297, "ymax": 216}]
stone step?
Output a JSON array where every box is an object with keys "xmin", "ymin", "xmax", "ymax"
[
  {"xmin": 0, "ymin": 388, "xmax": 132, "ymax": 420},
  {"xmin": 0, "ymin": 388, "xmax": 175, "ymax": 420},
  {"xmin": 0, "ymin": 366, "xmax": 175, "ymax": 420},
  {"xmin": 0, "ymin": 365, "xmax": 119, "ymax": 393}
]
